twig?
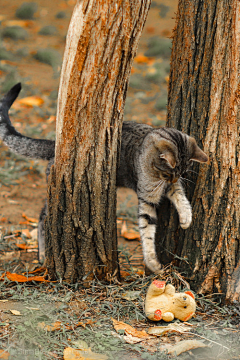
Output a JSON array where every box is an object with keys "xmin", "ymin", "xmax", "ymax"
[{"xmin": 188, "ymin": 332, "xmax": 230, "ymax": 351}]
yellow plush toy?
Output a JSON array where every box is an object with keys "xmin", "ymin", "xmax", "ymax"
[{"xmin": 145, "ymin": 280, "xmax": 196, "ymax": 322}]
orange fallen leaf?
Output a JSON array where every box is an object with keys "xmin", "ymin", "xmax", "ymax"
[
  {"xmin": 1, "ymin": 271, "xmax": 50, "ymax": 283},
  {"xmin": 2, "ymin": 20, "xmax": 34, "ymax": 28},
  {"xmin": 134, "ymin": 54, "xmax": 151, "ymax": 64},
  {"xmin": 0, "ymin": 349, "xmax": 9, "ymax": 359},
  {"xmin": 22, "ymin": 213, "xmax": 38, "ymax": 223},
  {"xmin": 38, "ymin": 321, "xmax": 62, "ymax": 332},
  {"xmin": 112, "ymin": 318, "xmax": 150, "ymax": 339},
  {"xmin": 63, "ymin": 347, "xmax": 108, "ymax": 360},
  {"xmin": 26, "ymin": 266, "xmax": 46, "ymax": 275},
  {"xmin": 15, "ymin": 243, "xmax": 37, "ymax": 250},
  {"xmin": 121, "ymin": 221, "xmax": 140, "ymax": 240},
  {"xmin": 17, "ymin": 96, "xmax": 44, "ymax": 107},
  {"xmin": 0, "ymin": 217, "xmax": 7, "ymax": 223},
  {"xmin": 38, "ymin": 319, "xmax": 94, "ymax": 332}
]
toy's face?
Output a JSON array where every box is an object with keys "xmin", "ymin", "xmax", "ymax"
[{"xmin": 173, "ymin": 292, "xmax": 196, "ymax": 321}]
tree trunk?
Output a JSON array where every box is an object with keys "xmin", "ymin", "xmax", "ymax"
[
  {"xmin": 156, "ymin": 0, "xmax": 240, "ymax": 301},
  {"xmin": 44, "ymin": 0, "xmax": 151, "ymax": 282}
]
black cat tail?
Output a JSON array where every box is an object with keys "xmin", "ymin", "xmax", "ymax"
[
  {"xmin": 0, "ymin": 83, "xmax": 22, "ymax": 109},
  {"xmin": 0, "ymin": 83, "xmax": 55, "ymax": 160}
]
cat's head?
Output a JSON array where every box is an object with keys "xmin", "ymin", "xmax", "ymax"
[{"xmin": 140, "ymin": 128, "xmax": 208, "ymax": 184}]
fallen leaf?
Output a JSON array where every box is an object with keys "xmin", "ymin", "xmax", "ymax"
[
  {"xmin": 0, "ymin": 252, "xmax": 18, "ymax": 262},
  {"xmin": 2, "ymin": 20, "xmax": 34, "ymax": 28},
  {"xmin": 71, "ymin": 340, "xmax": 88, "ymax": 350},
  {"xmin": 16, "ymin": 96, "xmax": 44, "ymax": 107},
  {"xmin": 47, "ymin": 115, "xmax": 56, "ymax": 123},
  {"xmin": 120, "ymin": 221, "xmax": 140, "ymax": 240},
  {"xmin": 21, "ymin": 229, "xmax": 32, "ymax": 239},
  {"xmin": 121, "ymin": 290, "xmax": 141, "ymax": 301},
  {"xmin": 26, "ymin": 266, "xmax": 46, "ymax": 275},
  {"xmin": 112, "ymin": 318, "xmax": 150, "ymax": 340},
  {"xmin": 22, "ymin": 213, "xmax": 38, "ymax": 223},
  {"xmin": 63, "ymin": 347, "xmax": 108, "ymax": 360},
  {"xmin": 161, "ymin": 340, "xmax": 207, "ymax": 356},
  {"xmin": 15, "ymin": 243, "xmax": 37, "ymax": 250},
  {"xmin": 30, "ymin": 228, "xmax": 38, "ymax": 240},
  {"xmin": 38, "ymin": 321, "xmax": 62, "ymax": 332},
  {"xmin": 134, "ymin": 54, "xmax": 153, "ymax": 64},
  {"xmin": 0, "ymin": 217, "xmax": 7, "ymax": 223},
  {"xmin": 148, "ymin": 323, "xmax": 192, "ymax": 336},
  {"xmin": 10, "ymin": 310, "xmax": 21, "ymax": 316},
  {"xmin": 123, "ymin": 333, "xmax": 146, "ymax": 344},
  {"xmin": 1, "ymin": 271, "xmax": 49, "ymax": 283},
  {"xmin": 0, "ymin": 349, "xmax": 9, "ymax": 359}
]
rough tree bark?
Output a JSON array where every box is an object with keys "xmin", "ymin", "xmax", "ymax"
[
  {"xmin": 156, "ymin": 0, "xmax": 240, "ymax": 301},
  {"xmin": 44, "ymin": 0, "xmax": 151, "ymax": 282}
]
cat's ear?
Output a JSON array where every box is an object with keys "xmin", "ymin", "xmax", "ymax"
[
  {"xmin": 160, "ymin": 152, "xmax": 176, "ymax": 168},
  {"xmin": 157, "ymin": 139, "xmax": 176, "ymax": 168},
  {"xmin": 189, "ymin": 137, "xmax": 208, "ymax": 163}
]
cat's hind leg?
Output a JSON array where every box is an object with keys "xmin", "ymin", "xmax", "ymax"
[{"xmin": 38, "ymin": 201, "xmax": 47, "ymax": 263}]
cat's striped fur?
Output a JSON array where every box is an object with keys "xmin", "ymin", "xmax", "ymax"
[{"xmin": 0, "ymin": 84, "xmax": 208, "ymax": 272}]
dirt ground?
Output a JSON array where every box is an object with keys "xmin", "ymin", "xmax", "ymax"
[{"xmin": 0, "ymin": 1, "xmax": 240, "ymax": 360}]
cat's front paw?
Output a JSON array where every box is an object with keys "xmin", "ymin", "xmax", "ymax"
[
  {"xmin": 144, "ymin": 254, "xmax": 162, "ymax": 273},
  {"xmin": 179, "ymin": 208, "xmax": 192, "ymax": 229}
]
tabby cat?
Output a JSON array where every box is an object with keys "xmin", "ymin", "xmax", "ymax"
[{"xmin": 0, "ymin": 84, "xmax": 208, "ymax": 272}]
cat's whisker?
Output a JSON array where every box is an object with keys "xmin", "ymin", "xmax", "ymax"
[
  {"xmin": 186, "ymin": 169, "xmax": 198, "ymax": 175},
  {"xmin": 180, "ymin": 177, "xmax": 190, "ymax": 189},
  {"xmin": 150, "ymin": 180, "xmax": 164, "ymax": 194},
  {"xmin": 181, "ymin": 177, "xmax": 195, "ymax": 185}
]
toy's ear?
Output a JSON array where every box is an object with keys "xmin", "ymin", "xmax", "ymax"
[{"xmin": 185, "ymin": 291, "xmax": 195, "ymax": 299}]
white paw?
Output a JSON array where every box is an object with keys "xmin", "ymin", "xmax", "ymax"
[
  {"xmin": 145, "ymin": 253, "xmax": 162, "ymax": 273},
  {"xmin": 179, "ymin": 208, "xmax": 192, "ymax": 229}
]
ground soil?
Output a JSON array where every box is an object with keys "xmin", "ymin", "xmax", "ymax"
[{"xmin": 1, "ymin": 2, "xmax": 239, "ymax": 360}]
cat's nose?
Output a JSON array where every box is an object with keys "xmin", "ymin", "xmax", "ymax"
[{"xmin": 171, "ymin": 175, "xmax": 178, "ymax": 183}]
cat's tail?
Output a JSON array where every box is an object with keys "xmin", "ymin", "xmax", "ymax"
[{"xmin": 0, "ymin": 83, "xmax": 55, "ymax": 160}]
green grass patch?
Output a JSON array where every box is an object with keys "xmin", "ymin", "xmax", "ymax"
[
  {"xmin": 55, "ymin": 11, "xmax": 67, "ymax": 19},
  {"xmin": 145, "ymin": 37, "xmax": 172, "ymax": 58},
  {"xmin": 155, "ymin": 95, "xmax": 167, "ymax": 111},
  {"xmin": 159, "ymin": 4, "xmax": 170, "ymax": 18},
  {"xmin": 33, "ymin": 48, "xmax": 61, "ymax": 69},
  {"xmin": 0, "ymin": 47, "xmax": 14, "ymax": 61},
  {"xmin": 39, "ymin": 25, "xmax": 58, "ymax": 36},
  {"xmin": 1, "ymin": 26, "xmax": 29, "ymax": 40},
  {"xmin": 15, "ymin": 2, "xmax": 38, "ymax": 20},
  {"xmin": 129, "ymin": 74, "xmax": 152, "ymax": 91}
]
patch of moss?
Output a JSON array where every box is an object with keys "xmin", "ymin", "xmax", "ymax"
[
  {"xmin": 39, "ymin": 25, "xmax": 58, "ymax": 36},
  {"xmin": 159, "ymin": 4, "xmax": 170, "ymax": 18},
  {"xmin": 155, "ymin": 95, "xmax": 168, "ymax": 111},
  {"xmin": 15, "ymin": 2, "xmax": 38, "ymax": 20},
  {"xmin": 1, "ymin": 72, "xmax": 20, "ymax": 93},
  {"xmin": 33, "ymin": 48, "xmax": 61, "ymax": 69},
  {"xmin": 129, "ymin": 74, "xmax": 152, "ymax": 91},
  {"xmin": 49, "ymin": 90, "xmax": 58, "ymax": 100},
  {"xmin": 55, "ymin": 11, "xmax": 66, "ymax": 19},
  {"xmin": 16, "ymin": 47, "xmax": 29, "ymax": 58},
  {"xmin": 1, "ymin": 26, "xmax": 28, "ymax": 40},
  {"xmin": 145, "ymin": 37, "xmax": 172, "ymax": 58},
  {"xmin": 145, "ymin": 68, "xmax": 166, "ymax": 84},
  {"xmin": 0, "ymin": 47, "xmax": 14, "ymax": 61}
]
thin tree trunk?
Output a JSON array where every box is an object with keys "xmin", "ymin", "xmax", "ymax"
[
  {"xmin": 156, "ymin": 0, "xmax": 240, "ymax": 301},
  {"xmin": 44, "ymin": 0, "xmax": 151, "ymax": 282}
]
